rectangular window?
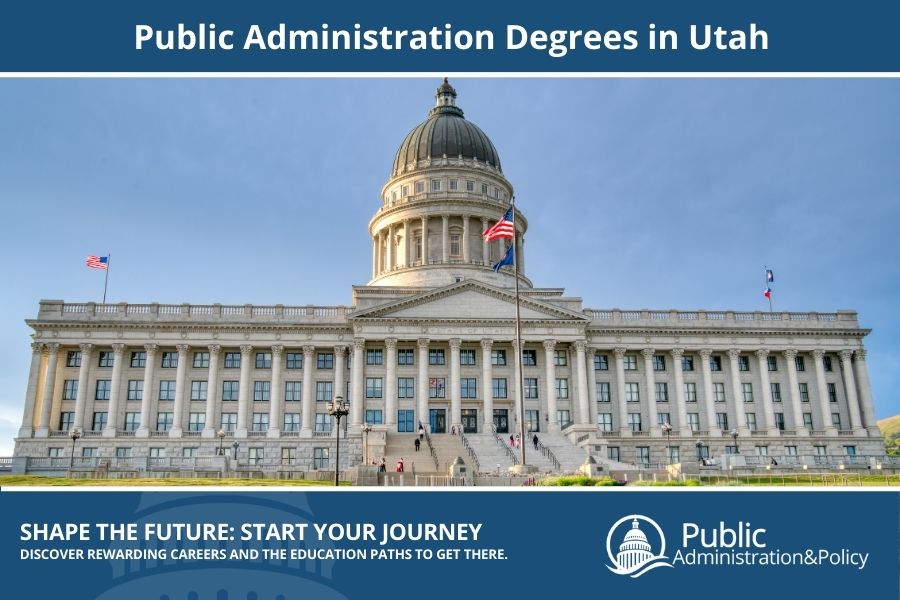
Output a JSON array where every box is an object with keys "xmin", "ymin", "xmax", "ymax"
[
  {"xmin": 653, "ymin": 355, "xmax": 666, "ymax": 371},
  {"xmin": 130, "ymin": 351, "xmax": 146, "ymax": 368},
  {"xmin": 190, "ymin": 380, "xmax": 207, "ymax": 401},
  {"xmin": 224, "ymin": 352, "xmax": 241, "ymax": 368},
  {"xmin": 774, "ymin": 413, "xmax": 785, "ymax": 431},
  {"xmin": 449, "ymin": 179, "xmax": 458, "ymax": 191},
  {"xmin": 222, "ymin": 381, "xmax": 239, "ymax": 401},
  {"xmin": 492, "ymin": 378, "xmax": 507, "ymax": 399},
  {"xmin": 814, "ymin": 445, "xmax": 827, "ymax": 457},
  {"xmin": 366, "ymin": 349, "xmax": 383, "ymax": 365},
  {"xmin": 524, "ymin": 378, "xmax": 539, "ymax": 399},
  {"xmin": 59, "ymin": 412, "xmax": 75, "ymax": 431},
  {"xmin": 248, "ymin": 447, "xmax": 264, "ymax": 465},
  {"xmin": 92, "ymin": 412, "xmax": 107, "ymax": 431},
  {"xmin": 682, "ymin": 356, "xmax": 694, "ymax": 372},
  {"xmin": 415, "ymin": 181, "xmax": 425, "ymax": 194},
  {"xmin": 713, "ymin": 382, "xmax": 726, "ymax": 402},
  {"xmin": 255, "ymin": 352, "xmax": 272, "ymax": 369},
  {"xmin": 636, "ymin": 447, "xmax": 651, "ymax": 466},
  {"xmin": 466, "ymin": 180, "xmax": 475, "ymax": 192},
  {"xmin": 402, "ymin": 185, "xmax": 409, "ymax": 197},
  {"xmin": 668, "ymin": 446, "xmax": 681, "ymax": 463},
  {"xmin": 795, "ymin": 356, "xmax": 805, "ymax": 372},
  {"xmin": 123, "ymin": 412, "xmax": 139, "ymax": 432},
  {"xmin": 156, "ymin": 412, "xmax": 173, "ymax": 432},
  {"xmin": 767, "ymin": 355, "xmax": 778, "ymax": 371},
  {"xmin": 81, "ymin": 447, "xmax": 96, "ymax": 458},
  {"xmin": 158, "ymin": 380, "xmax": 176, "ymax": 401},
  {"xmin": 115, "ymin": 447, "xmax": 131, "ymax": 458},
  {"xmin": 555, "ymin": 378, "xmax": 569, "ymax": 399},
  {"xmin": 522, "ymin": 349, "xmax": 537, "ymax": 366},
  {"xmin": 398, "ymin": 409, "xmax": 415, "ymax": 433},
  {"xmin": 182, "ymin": 447, "xmax": 197, "ymax": 458},
  {"xmin": 161, "ymin": 352, "xmax": 178, "ymax": 368},
  {"xmin": 365, "ymin": 377, "xmax": 383, "ymax": 399},
  {"xmin": 314, "ymin": 413, "xmax": 332, "ymax": 433},
  {"xmin": 62, "ymin": 380, "xmax": 78, "ymax": 401},
  {"xmin": 251, "ymin": 413, "xmax": 269, "ymax": 432},
  {"xmin": 98, "ymin": 351, "xmax": 114, "ymax": 368},
  {"xmin": 450, "ymin": 234, "xmax": 460, "ymax": 257},
  {"xmin": 313, "ymin": 447, "xmax": 329, "ymax": 469},
  {"xmin": 283, "ymin": 413, "xmax": 301, "ymax": 432},
  {"xmin": 828, "ymin": 383, "xmax": 837, "ymax": 402},
  {"xmin": 684, "ymin": 382, "xmax": 697, "ymax": 402},
  {"xmin": 623, "ymin": 355, "xmax": 637, "ymax": 370},
  {"xmin": 557, "ymin": 410, "xmax": 571, "ymax": 428},
  {"xmin": 281, "ymin": 447, "xmax": 297, "ymax": 466},
  {"xmin": 657, "ymin": 412, "xmax": 670, "ymax": 426},
  {"xmin": 316, "ymin": 381, "xmax": 334, "ymax": 402},
  {"xmin": 803, "ymin": 412, "xmax": 814, "ymax": 431},
  {"xmin": 491, "ymin": 350, "xmax": 507, "ymax": 366},
  {"xmin": 709, "ymin": 355, "xmax": 722, "ymax": 372},
  {"xmin": 738, "ymin": 355, "xmax": 750, "ymax": 372},
  {"xmin": 688, "ymin": 413, "xmax": 700, "ymax": 432},
  {"xmin": 66, "ymin": 351, "xmax": 82, "ymax": 368},
  {"xmin": 823, "ymin": 356, "xmax": 833, "ymax": 372},
  {"xmin": 397, "ymin": 349, "xmax": 414, "ymax": 365},
  {"xmin": 284, "ymin": 381, "xmax": 302, "ymax": 402},
  {"xmin": 799, "ymin": 382, "xmax": 809, "ymax": 402},
  {"xmin": 429, "ymin": 377, "xmax": 446, "ymax": 398},
  {"xmin": 655, "ymin": 382, "xmax": 668, "ymax": 402},
  {"xmin": 286, "ymin": 353, "xmax": 303, "ymax": 369},
  {"xmin": 625, "ymin": 382, "xmax": 640, "ymax": 402},
  {"xmin": 597, "ymin": 413, "xmax": 613, "ymax": 432},
  {"xmin": 597, "ymin": 382, "xmax": 611, "ymax": 402},
  {"xmin": 594, "ymin": 354, "xmax": 609, "ymax": 370},
  {"xmin": 95, "ymin": 380, "xmax": 111, "ymax": 401},
  {"xmin": 745, "ymin": 412, "xmax": 757, "ymax": 431},
  {"xmin": 220, "ymin": 412, "xmax": 237, "ymax": 432},
  {"xmin": 365, "ymin": 409, "xmax": 383, "ymax": 425},
  {"xmin": 607, "ymin": 446, "xmax": 620, "ymax": 462},
  {"xmin": 742, "ymin": 382, "xmax": 754, "ymax": 402},
  {"xmin": 461, "ymin": 378, "xmax": 478, "ymax": 399},
  {"xmin": 525, "ymin": 410, "xmax": 539, "ymax": 432},
  {"xmin": 253, "ymin": 381, "xmax": 271, "ymax": 401},
  {"xmin": 716, "ymin": 412, "xmax": 729, "ymax": 431},
  {"xmin": 193, "ymin": 352, "xmax": 210, "ymax": 368},
  {"xmin": 843, "ymin": 445, "xmax": 857, "ymax": 456},
  {"xmin": 317, "ymin": 353, "xmax": 334, "ymax": 369},
  {"xmin": 432, "ymin": 179, "xmax": 442, "ymax": 192},
  {"xmin": 429, "ymin": 349, "xmax": 445, "ymax": 365},
  {"xmin": 127, "ymin": 380, "xmax": 143, "ymax": 401},
  {"xmin": 770, "ymin": 382, "xmax": 782, "ymax": 402},
  {"xmin": 832, "ymin": 412, "xmax": 842, "ymax": 429},
  {"xmin": 188, "ymin": 413, "xmax": 205, "ymax": 432},
  {"xmin": 785, "ymin": 445, "xmax": 798, "ymax": 457},
  {"xmin": 398, "ymin": 377, "xmax": 415, "ymax": 398},
  {"xmin": 481, "ymin": 183, "xmax": 488, "ymax": 194},
  {"xmin": 554, "ymin": 350, "xmax": 568, "ymax": 366},
  {"xmin": 627, "ymin": 413, "xmax": 642, "ymax": 432},
  {"xmin": 755, "ymin": 446, "xmax": 768, "ymax": 457},
  {"xmin": 460, "ymin": 349, "xmax": 476, "ymax": 365}
]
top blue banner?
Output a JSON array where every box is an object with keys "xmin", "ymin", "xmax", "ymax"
[{"xmin": 0, "ymin": 0, "xmax": 898, "ymax": 73}]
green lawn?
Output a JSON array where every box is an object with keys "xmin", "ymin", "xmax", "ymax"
[{"xmin": 0, "ymin": 475, "xmax": 343, "ymax": 487}]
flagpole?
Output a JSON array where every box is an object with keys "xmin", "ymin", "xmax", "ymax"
[
  {"xmin": 102, "ymin": 253, "xmax": 111, "ymax": 305},
  {"xmin": 764, "ymin": 265, "xmax": 772, "ymax": 313},
  {"xmin": 510, "ymin": 197, "xmax": 527, "ymax": 468}
]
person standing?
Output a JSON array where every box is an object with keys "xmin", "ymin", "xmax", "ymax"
[
  {"xmin": 532, "ymin": 434, "xmax": 539, "ymax": 450},
  {"xmin": 379, "ymin": 457, "xmax": 386, "ymax": 473},
  {"xmin": 418, "ymin": 423, "xmax": 425, "ymax": 441},
  {"xmin": 414, "ymin": 437, "xmax": 421, "ymax": 452}
]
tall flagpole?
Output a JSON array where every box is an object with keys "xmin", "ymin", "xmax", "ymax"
[
  {"xmin": 102, "ymin": 253, "xmax": 111, "ymax": 305},
  {"xmin": 510, "ymin": 197, "xmax": 527, "ymax": 468}
]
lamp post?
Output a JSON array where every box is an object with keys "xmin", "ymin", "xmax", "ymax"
[
  {"xmin": 695, "ymin": 439, "xmax": 704, "ymax": 463},
  {"xmin": 730, "ymin": 428, "xmax": 739, "ymax": 453},
  {"xmin": 361, "ymin": 423, "xmax": 372, "ymax": 465},
  {"xmin": 232, "ymin": 441, "xmax": 239, "ymax": 461},
  {"xmin": 661, "ymin": 422, "xmax": 673, "ymax": 465},
  {"xmin": 327, "ymin": 395, "xmax": 350, "ymax": 487},
  {"xmin": 217, "ymin": 429, "xmax": 226, "ymax": 456},
  {"xmin": 68, "ymin": 427, "xmax": 82, "ymax": 474}
]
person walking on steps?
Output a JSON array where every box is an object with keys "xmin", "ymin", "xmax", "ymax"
[
  {"xmin": 532, "ymin": 434, "xmax": 539, "ymax": 450},
  {"xmin": 414, "ymin": 437, "xmax": 421, "ymax": 452},
  {"xmin": 418, "ymin": 423, "xmax": 425, "ymax": 441}
]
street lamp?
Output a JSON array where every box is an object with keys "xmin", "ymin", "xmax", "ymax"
[
  {"xmin": 695, "ymin": 439, "xmax": 704, "ymax": 463},
  {"xmin": 327, "ymin": 395, "xmax": 350, "ymax": 487},
  {"xmin": 232, "ymin": 441, "xmax": 239, "ymax": 461},
  {"xmin": 361, "ymin": 423, "xmax": 372, "ymax": 465},
  {"xmin": 217, "ymin": 429, "xmax": 226, "ymax": 456},
  {"xmin": 730, "ymin": 428, "xmax": 739, "ymax": 453},
  {"xmin": 68, "ymin": 427, "xmax": 82, "ymax": 473},
  {"xmin": 661, "ymin": 422, "xmax": 673, "ymax": 465}
]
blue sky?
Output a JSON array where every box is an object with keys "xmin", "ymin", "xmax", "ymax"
[{"xmin": 0, "ymin": 78, "xmax": 897, "ymax": 454}]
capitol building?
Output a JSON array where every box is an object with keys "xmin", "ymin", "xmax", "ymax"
[{"xmin": 11, "ymin": 80, "xmax": 885, "ymax": 477}]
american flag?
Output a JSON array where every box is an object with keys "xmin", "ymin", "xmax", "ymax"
[
  {"xmin": 85, "ymin": 255, "xmax": 109, "ymax": 270},
  {"xmin": 482, "ymin": 207, "xmax": 515, "ymax": 241}
]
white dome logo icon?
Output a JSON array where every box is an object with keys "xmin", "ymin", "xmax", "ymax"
[{"xmin": 605, "ymin": 515, "xmax": 674, "ymax": 578}]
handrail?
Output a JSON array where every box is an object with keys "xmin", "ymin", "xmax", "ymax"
[
  {"xmin": 423, "ymin": 431, "xmax": 440, "ymax": 471},
  {"xmin": 536, "ymin": 440, "xmax": 562, "ymax": 471},
  {"xmin": 494, "ymin": 433, "xmax": 519, "ymax": 465},
  {"xmin": 456, "ymin": 430, "xmax": 481, "ymax": 473}
]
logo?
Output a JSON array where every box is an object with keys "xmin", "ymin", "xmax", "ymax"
[{"xmin": 605, "ymin": 514, "xmax": 674, "ymax": 578}]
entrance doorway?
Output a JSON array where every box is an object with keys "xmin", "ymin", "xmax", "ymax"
[
  {"xmin": 461, "ymin": 409, "xmax": 478, "ymax": 433},
  {"xmin": 493, "ymin": 409, "xmax": 509, "ymax": 434},
  {"xmin": 429, "ymin": 408, "xmax": 446, "ymax": 433}
]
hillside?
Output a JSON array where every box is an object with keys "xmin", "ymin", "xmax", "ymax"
[{"xmin": 877, "ymin": 415, "xmax": 900, "ymax": 455}]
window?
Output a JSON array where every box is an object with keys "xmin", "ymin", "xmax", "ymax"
[
  {"xmin": 59, "ymin": 412, "xmax": 75, "ymax": 431},
  {"xmin": 767, "ymin": 355, "xmax": 778, "ymax": 371},
  {"xmin": 725, "ymin": 446, "xmax": 738, "ymax": 455},
  {"xmin": 317, "ymin": 353, "xmax": 334, "ymax": 369},
  {"xmin": 158, "ymin": 380, "xmax": 176, "ymax": 401},
  {"xmin": 253, "ymin": 381, "xmax": 270, "ymax": 401},
  {"xmin": 365, "ymin": 409, "xmax": 383, "ymax": 425},
  {"xmin": 222, "ymin": 381, "xmax": 239, "ymax": 401},
  {"xmin": 522, "ymin": 349, "xmax": 537, "ymax": 366},
  {"xmin": 636, "ymin": 447, "xmax": 651, "ymax": 466},
  {"xmin": 785, "ymin": 445, "xmax": 798, "ymax": 457},
  {"xmin": 252, "ymin": 413, "xmax": 269, "ymax": 432},
  {"xmin": 220, "ymin": 413, "xmax": 237, "ymax": 432},
  {"xmin": 316, "ymin": 381, "xmax": 334, "ymax": 402},
  {"xmin": 481, "ymin": 183, "xmax": 488, "ymax": 194},
  {"xmin": 429, "ymin": 378, "xmax": 446, "ymax": 398},
  {"xmin": 653, "ymin": 355, "xmax": 666, "ymax": 371},
  {"xmin": 803, "ymin": 412, "xmax": 814, "ymax": 431},
  {"xmin": 255, "ymin": 352, "xmax": 272, "ymax": 369},
  {"xmin": 525, "ymin": 410, "xmax": 540, "ymax": 432},
  {"xmin": 366, "ymin": 349, "xmax": 383, "ymax": 365},
  {"xmin": 655, "ymin": 382, "xmax": 668, "ymax": 402},
  {"xmin": 770, "ymin": 383, "xmax": 782, "ymax": 402},
  {"xmin": 682, "ymin": 356, "xmax": 694, "ymax": 371},
  {"xmin": 657, "ymin": 413, "xmax": 670, "ymax": 426},
  {"xmin": 491, "ymin": 350, "xmax": 507, "ymax": 366},
  {"xmin": 696, "ymin": 445, "xmax": 710, "ymax": 460},
  {"xmin": 554, "ymin": 350, "xmax": 568, "ymax": 366},
  {"xmin": 843, "ymin": 445, "xmax": 857, "ymax": 456},
  {"xmin": 625, "ymin": 382, "xmax": 640, "ymax": 402},
  {"xmin": 524, "ymin": 378, "xmax": 538, "ymax": 399},
  {"xmin": 831, "ymin": 413, "xmax": 842, "ymax": 429},
  {"xmin": 557, "ymin": 410, "xmax": 572, "ymax": 428},
  {"xmin": 397, "ymin": 349, "xmax": 414, "ymax": 365},
  {"xmin": 365, "ymin": 378, "xmax": 383, "ymax": 398},
  {"xmin": 415, "ymin": 181, "xmax": 425, "ymax": 194},
  {"xmin": 92, "ymin": 412, "xmax": 107, "ymax": 431},
  {"xmin": 449, "ymin": 179, "xmax": 458, "ymax": 191},
  {"xmin": 248, "ymin": 447, "xmax": 264, "ymax": 465},
  {"xmin": 190, "ymin": 381, "xmax": 207, "ymax": 401},
  {"xmin": 450, "ymin": 234, "xmax": 461, "ymax": 257},
  {"xmin": 188, "ymin": 413, "xmax": 205, "ymax": 432},
  {"xmin": 684, "ymin": 382, "xmax": 697, "ymax": 402},
  {"xmin": 742, "ymin": 382, "xmax": 754, "ymax": 402},
  {"xmin": 597, "ymin": 382, "xmax": 611, "ymax": 402},
  {"xmin": 284, "ymin": 413, "xmax": 301, "ymax": 432},
  {"xmin": 738, "ymin": 355, "xmax": 750, "ymax": 371},
  {"xmin": 130, "ymin": 351, "xmax": 146, "ymax": 368},
  {"xmin": 461, "ymin": 378, "xmax": 477, "ymax": 399},
  {"xmin": 402, "ymin": 185, "xmax": 409, "ymax": 197},
  {"xmin": 823, "ymin": 356, "xmax": 833, "ymax": 372},
  {"xmin": 466, "ymin": 180, "xmax": 475, "ymax": 192},
  {"xmin": 156, "ymin": 412, "xmax": 173, "ymax": 432},
  {"xmin": 814, "ymin": 445, "xmax": 827, "ymax": 457},
  {"xmin": 492, "ymin": 378, "xmax": 507, "ymax": 399},
  {"xmin": 795, "ymin": 356, "xmax": 805, "ymax": 372},
  {"xmin": 182, "ymin": 447, "xmax": 197, "ymax": 458},
  {"xmin": 431, "ymin": 179, "xmax": 441, "ymax": 192},
  {"xmin": 555, "ymin": 378, "xmax": 569, "ymax": 399},
  {"xmin": 161, "ymin": 352, "xmax": 178, "ymax": 368},
  {"xmin": 607, "ymin": 447, "xmax": 620, "ymax": 462},
  {"xmin": 313, "ymin": 447, "xmax": 329, "ymax": 469},
  {"xmin": 115, "ymin": 447, "xmax": 131, "ymax": 458},
  {"xmin": 284, "ymin": 381, "xmax": 301, "ymax": 402},
  {"xmin": 62, "ymin": 380, "xmax": 78, "ymax": 401},
  {"xmin": 286, "ymin": 353, "xmax": 303, "ymax": 369},
  {"xmin": 281, "ymin": 447, "xmax": 297, "ymax": 466},
  {"xmin": 66, "ymin": 351, "xmax": 82, "ymax": 368},
  {"xmin": 688, "ymin": 413, "xmax": 700, "ymax": 432},
  {"xmin": 716, "ymin": 412, "xmax": 729, "ymax": 430},
  {"xmin": 594, "ymin": 354, "xmax": 609, "ymax": 370},
  {"xmin": 414, "ymin": 235, "xmax": 422, "ymax": 260},
  {"xmin": 81, "ymin": 447, "xmax": 96, "ymax": 458},
  {"xmin": 597, "ymin": 413, "xmax": 613, "ymax": 432},
  {"xmin": 127, "ymin": 380, "xmax": 143, "ymax": 401},
  {"xmin": 95, "ymin": 380, "xmax": 111, "ymax": 401},
  {"xmin": 668, "ymin": 446, "xmax": 681, "ymax": 463},
  {"xmin": 397, "ymin": 377, "xmax": 415, "ymax": 398},
  {"xmin": 714, "ymin": 382, "xmax": 726, "ymax": 402},
  {"xmin": 755, "ymin": 446, "xmax": 768, "ymax": 457},
  {"xmin": 745, "ymin": 413, "xmax": 757, "ymax": 432},
  {"xmin": 123, "ymin": 412, "xmax": 139, "ymax": 432},
  {"xmin": 827, "ymin": 383, "xmax": 837, "ymax": 402},
  {"xmin": 429, "ymin": 349, "xmax": 445, "ymax": 365},
  {"xmin": 623, "ymin": 355, "xmax": 637, "ymax": 371},
  {"xmin": 314, "ymin": 413, "xmax": 332, "ymax": 433},
  {"xmin": 774, "ymin": 413, "xmax": 785, "ymax": 431},
  {"xmin": 627, "ymin": 413, "xmax": 642, "ymax": 432},
  {"xmin": 709, "ymin": 355, "xmax": 722, "ymax": 372},
  {"xmin": 193, "ymin": 352, "xmax": 209, "ymax": 368},
  {"xmin": 398, "ymin": 410, "xmax": 415, "ymax": 433},
  {"xmin": 224, "ymin": 352, "xmax": 241, "ymax": 368},
  {"xmin": 98, "ymin": 351, "xmax": 114, "ymax": 368},
  {"xmin": 460, "ymin": 349, "xmax": 476, "ymax": 365},
  {"xmin": 798, "ymin": 382, "xmax": 809, "ymax": 402}
]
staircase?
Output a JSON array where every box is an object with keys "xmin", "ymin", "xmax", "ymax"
[
  {"xmin": 379, "ymin": 432, "xmax": 473, "ymax": 475},
  {"xmin": 536, "ymin": 431, "xmax": 590, "ymax": 472}
]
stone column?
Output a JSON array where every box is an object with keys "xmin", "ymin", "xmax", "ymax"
[
  {"xmin": 267, "ymin": 345, "xmax": 284, "ymax": 437},
  {"xmin": 351, "ymin": 339, "xmax": 365, "ymax": 430},
  {"xmin": 853, "ymin": 349, "xmax": 878, "ymax": 434},
  {"xmin": 756, "ymin": 350, "xmax": 779, "ymax": 436},
  {"xmin": 587, "ymin": 347, "xmax": 599, "ymax": 428},
  {"xmin": 614, "ymin": 347, "xmax": 630, "ymax": 436},
  {"xmin": 73, "ymin": 343, "xmax": 93, "ymax": 431},
  {"xmin": 202, "ymin": 345, "xmax": 221, "ymax": 437},
  {"xmin": 462, "ymin": 215, "xmax": 470, "ymax": 262},
  {"xmin": 783, "ymin": 349, "xmax": 808, "ymax": 436},
  {"xmin": 481, "ymin": 339, "xmax": 494, "ymax": 431},
  {"xmin": 441, "ymin": 215, "xmax": 450, "ymax": 263},
  {"xmin": 481, "ymin": 218, "xmax": 490, "ymax": 265},
  {"xmin": 103, "ymin": 343, "xmax": 126, "ymax": 437},
  {"xmin": 813, "ymin": 350, "xmax": 836, "ymax": 435},
  {"xmin": 642, "ymin": 349, "xmax": 661, "ymax": 436},
  {"xmin": 333, "ymin": 344, "xmax": 347, "ymax": 402},
  {"xmin": 698, "ymin": 349, "xmax": 720, "ymax": 435},
  {"xmin": 169, "ymin": 344, "xmax": 190, "ymax": 437},
  {"xmin": 235, "ymin": 345, "xmax": 253, "ymax": 437},
  {"xmin": 136, "ymin": 344, "xmax": 157, "ymax": 437},
  {"xmin": 726, "ymin": 349, "xmax": 749, "ymax": 435},
  {"xmin": 19, "ymin": 342, "xmax": 44, "ymax": 438},
  {"xmin": 404, "ymin": 219, "xmax": 412, "ymax": 267},
  {"xmin": 671, "ymin": 348, "xmax": 690, "ymax": 436},
  {"xmin": 36, "ymin": 343, "xmax": 60, "ymax": 436},
  {"xmin": 417, "ymin": 339, "xmax": 430, "ymax": 431},
  {"xmin": 449, "ymin": 338, "xmax": 461, "ymax": 429},
  {"xmin": 384, "ymin": 339, "xmax": 398, "ymax": 427},
  {"xmin": 574, "ymin": 341, "xmax": 590, "ymax": 426},
  {"xmin": 421, "ymin": 215, "xmax": 429, "ymax": 264},
  {"xmin": 839, "ymin": 350, "xmax": 865, "ymax": 434},
  {"xmin": 385, "ymin": 225, "xmax": 394, "ymax": 271},
  {"xmin": 300, "ymin": 345, "xmax": 316, "ymax": 437},
  {"xmin": 542, "ymin": 341, "xmax": 558, "ymax": 431},
  {"xmin": 516, "ymin": 233, "xmax": 524, "ymax": 272},
  {"xmin": 372, "ymin": 235, "xmax": 378, "ymax": 278}
]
